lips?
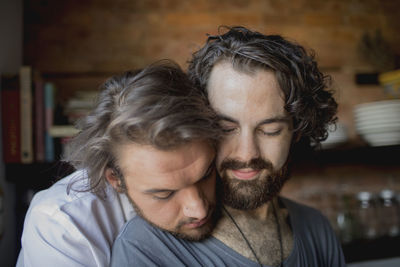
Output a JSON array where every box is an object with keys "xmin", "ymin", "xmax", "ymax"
[
  {"xmin": 185, "ymin": 217, "xmax": 208, "ymax": 229},
  {"xmin": 231, "ymin": 169, "xmax": 260, "ymax": 180}
]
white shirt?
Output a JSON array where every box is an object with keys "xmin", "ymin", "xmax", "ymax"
[{"xmin": 16, "ymin": 169, "xmax": 135, "ymax": 267}]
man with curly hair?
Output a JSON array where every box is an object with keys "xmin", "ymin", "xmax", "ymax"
[{"xmin": 111, "ymin": 26, "xmax": 345, "ymax": 266}]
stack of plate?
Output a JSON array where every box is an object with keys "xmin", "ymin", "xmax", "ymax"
[
  {"xmin": 354, "ymin": 100, "xmax": 400, "ymax": 146},
  {"xmin": 321, "ymin": 123, "xmax": 348, "ymax": 148}
]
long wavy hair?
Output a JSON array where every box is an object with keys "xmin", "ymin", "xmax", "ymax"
[
  {"xmin": 64, "ymin": 60, "xmax": 221, "ymax": 197},
  {"xmin": 188, "ymin": 26, "xmax": 337, "ymax": 149}
]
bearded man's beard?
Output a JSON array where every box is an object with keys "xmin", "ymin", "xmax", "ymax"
[
  {"xmin": 219, "ymin": 157, "xmax": 290, "ymax": 210},
  {"xmin": 124, "ymin": 180, "xmax": 222, "ymax": 242}
]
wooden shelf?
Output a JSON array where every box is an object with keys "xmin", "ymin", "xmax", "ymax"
[
  {"xmin": 5, "ymin": 144, "xmax": 400, "ymax": 189},
  {"xmin": 5, "ymin": 161, "xmax": 75, "ymax": 190},
  {"xmin": 295, "ymin": 144, "xmax": 400, "ymax": 167},
  {"xmin": 343, "ymin": 235, "xmax": 400, "ymax": 263}
]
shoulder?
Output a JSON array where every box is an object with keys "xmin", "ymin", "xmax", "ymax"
[
  {"xmin": 281, "ymin": 197, "xmax": 346, "ymax": 265},
  {"xmin": 28, "ymin": 169, "xmax": 116, "ymax": 217},
  {"xmin": 24, "ymin": 169, "xmax": 130, "ymax": 235},
  {"xmin": 115, "ymin": 216, "xmax": 167, "ymax": 248},
  {"xmin": 281, "ymin": 197, "xmax": 337, "ymax": 241},
  {"xmin": 20, "ymin": 169, "xmax": 131, "ymax": 266},
  {"xmin": 111, "ymin": 217, "xmax": 169, "ymax": 265},
  {"xmin": 281, "ymin": 197, "xmax": 328, "ymax": 224}
]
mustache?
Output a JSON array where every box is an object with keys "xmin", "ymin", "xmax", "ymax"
[
  {"xmin": 176, "ymin": 217, "xmax": 198, "ymax": 228},
  {"xmin": 219, "ymin": 157, "xmax": 273, "ymax": 172},
  {"xmin": 175, "ymin": 205, "xmax": 212, "ymax": 229}
]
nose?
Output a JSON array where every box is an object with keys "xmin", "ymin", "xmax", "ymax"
[
  {"xmin": 233, "ymin": 131, "xmax": 260, "ymax": 163},
  {"xmin": 181, "ymin": 186, "xmax": 208, "ymax": 220}
]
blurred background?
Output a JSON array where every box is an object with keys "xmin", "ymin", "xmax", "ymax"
[{"xmin": 1, "ymin": 0, "xmax": 400, "ymax": 266}]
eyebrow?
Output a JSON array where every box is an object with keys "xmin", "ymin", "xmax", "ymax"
[
  {"xmin": 217, "ymin": 113, "xmax": 291, "ymax": 126},
  {"xmin": 143, "ymin": 157, "xmax": 216, "ymax": 194},
  {"xmin": 257, "ymin": 116, "xmax": 291, "ymax": 126}
]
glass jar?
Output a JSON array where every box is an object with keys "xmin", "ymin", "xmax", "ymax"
[
  {"xmin": 356, "ymin": 191, "xmax": 379, "ymax": 239},
  {"xmin": 379, "ymin": 189, "xmax": 400, "ymax": 237},
  {"xmin": 336, "ymin": 193, "xmax": 357, "ymax": 243}
]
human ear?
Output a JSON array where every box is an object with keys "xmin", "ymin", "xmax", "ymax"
[{"xmin": 105, "ymin": 168, "xmax": 124, "ymax": 192}]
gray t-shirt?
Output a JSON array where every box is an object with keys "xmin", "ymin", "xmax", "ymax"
[{"xmin": 111, "ymin": 198, "xmax": 346, "ymax": 266}]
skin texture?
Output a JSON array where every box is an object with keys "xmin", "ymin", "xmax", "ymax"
[
  {"xmin": 106, "ymin": 140, "xmax": 218, "ymax": 241},
  {"xmin": 207, "ymin": 62, "xmax": 294, "ymax": 265}
]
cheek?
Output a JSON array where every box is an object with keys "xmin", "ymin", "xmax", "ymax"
[
  {"xmin": 259, "ymin": 135, "xmax": 292, "ymax": 169},
  {"xmin": 129, "ymin": 191, "xmax": 181, "ymax": 227},
  {"xmin": 216, "ymin": 137, "xmax": 234, "ymax": 166}
]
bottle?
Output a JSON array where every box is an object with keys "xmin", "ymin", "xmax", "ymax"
[
  {"xmin": 356, "ymin": 191, "xmax": 379, "ymax": 239},
  {"xmin": 336, "ymin": 193, "xmax": 357, "ymax": 243},
  {"xmin": 379, "ymin": 189, "xmax": 399, "ymax": 237}
]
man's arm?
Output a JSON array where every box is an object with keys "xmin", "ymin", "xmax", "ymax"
[{"xmin": 17, "ymin": 208, "xmax": 103, "ymax": 267}]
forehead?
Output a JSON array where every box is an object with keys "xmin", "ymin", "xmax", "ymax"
[
  {"xmin": 207, "ymin": 62, "xmax": 286, "ymax": 122},
  {"xmin": 116, "ymin": 141, "xmax": 214, "ymax": 189}
]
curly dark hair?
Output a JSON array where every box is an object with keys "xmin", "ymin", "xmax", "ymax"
[
  {"xmin": 64, "ymin": 60, "xmax": 221, "ymax": 196},
  {"xmin": 188, "ymin": 26, "xmax": 337, "ymax": 147}
]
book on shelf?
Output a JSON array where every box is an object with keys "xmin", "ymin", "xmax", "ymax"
[
  {"xmin": 33, "ymin": 70, "xmax": 45, "ymax": 162},
  {"xmin": 48, "ymin": 126, "xmax": 79, "ymax": 160},
  {"xmin": 49, "ymin": 125, "xmax": 79, "ymax": 138},
  {"xmin": 64, "ymin": 90, "xmax": 96, "ymax": 124},
  {"xmin": 44, "ymin": 82, "xmax": 55, "ymax": 162},
  {"xmin": 2, "ymin": 69, "xmax": 95, "ymax": 164},
  {"xmin": 19, "ymin": 66, "xmax": 34, "ymax": 163},
  {"xmin": 1, "ymin": 75, "xmax": 21, "ymax": 163}
]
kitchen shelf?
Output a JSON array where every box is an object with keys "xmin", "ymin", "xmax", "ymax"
[
  {"xmin": 297, "ymin": 144, "xmax": 400, "ymax": 166},
  {"xmin": 343, "ymin": 235, "xmax": 400, "ymax": 263},
  {"xmin": 5, "ymin": 144, "xmax": 400, "ymax": 189}
]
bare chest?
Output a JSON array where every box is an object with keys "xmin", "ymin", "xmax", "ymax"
[{"xmin": 212, "ymin": 215, "xmax": 294, "ymax": 266}]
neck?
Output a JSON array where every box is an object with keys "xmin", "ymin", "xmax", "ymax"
[
  {"xmin": 212, "ymin": 196, "xmax": 294, "ymax": 266},
  {"xmin": 223, "ymin": 197, "xmax": 278, "ymax": 221}
]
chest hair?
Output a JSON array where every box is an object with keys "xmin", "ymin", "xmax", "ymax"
[{"xmin": 212, "ymin": 206, "xmax": 294, "ymax": 266}]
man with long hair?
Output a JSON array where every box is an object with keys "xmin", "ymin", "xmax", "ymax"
[{"xmin": 17, "ymin": 61, "xmax": 221, "ymax": 267}]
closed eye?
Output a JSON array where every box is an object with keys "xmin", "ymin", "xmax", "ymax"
[
  {"xmin": 217, "ymin": 116, "xmax": 238, "ymax": 135},
  {"xmin": 258, "ymin": 128, "xmax": 282, "ymax": 136},
  {"xmin": 147, "ymin": 158, "xmax": 215, "ymax": 201},
  {"xmin": 221, "ymin": 127, "xmax": 237, "ymax": 134},
  {"xmin": 152, "ymin": 191, "xmax": 176, "ymax": 200}
]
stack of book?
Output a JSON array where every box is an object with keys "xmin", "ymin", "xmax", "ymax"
[
  {"xmin": 63, "ymin": 90, "xmax": 97, "ymax": 125},
  {"xmin": 1, "ymin": 66, "xmax": 84, "ymax": 163}
]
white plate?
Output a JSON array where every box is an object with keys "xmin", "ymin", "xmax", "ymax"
[
  {"xmin": 355, "ymin": 121, "xmax": 400, "ymax": 131},
  {"xmin": 361, "ymin": 132, "xmax": 400, "ymax": 146},
  {"xmin": 355, "ymin": 117, "xmax": 400, "ymax": 127},
  {"xmin": 354, "ymin": 112, "xmax": 400, "ymax": 123},
  {"xmin": 354, "ymin": 99, "xmax": 400, "ymax": 113},
  {"xmin": 357, "ymin": 128, "xmax": 400, "ymax": 135}
]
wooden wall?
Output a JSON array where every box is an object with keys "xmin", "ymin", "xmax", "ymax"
[
  {"xmin": 24, "ymin": 0, "xmax": 400, "ymax": 73},
  {"xmin": 24, "ymin": 0, "xmax": 400, "ymax": 137},
  {"xmin": 24, "ymin": 0, "xmax": 400, "ymax": 72},
  {"xmin": 23, "ymin": 0, "xmax": 400, "ymax": 214}
]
